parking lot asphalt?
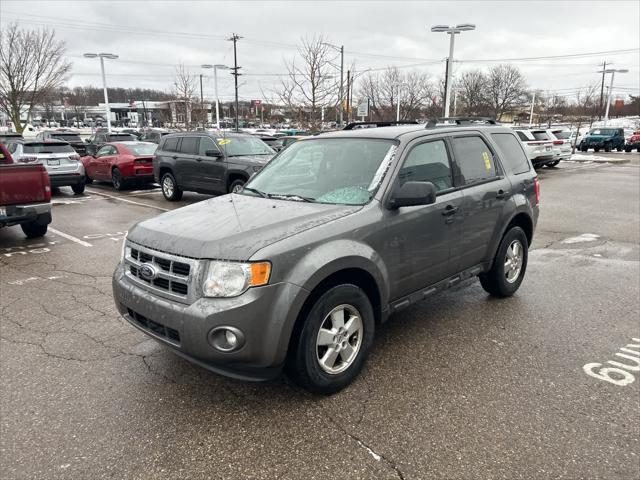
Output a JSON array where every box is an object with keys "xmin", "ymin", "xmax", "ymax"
[{"xmin": 1, "ymin": 152, "xmax": 639, "ymax": 480}]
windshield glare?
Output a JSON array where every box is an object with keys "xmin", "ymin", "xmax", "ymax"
[
  {"xmin": 243, "ymin": 138, "xmax": 397, "ymax": 205},
  {"xmin": 217, "ymin": 136, "xmax": 274, "ymax": 156}
]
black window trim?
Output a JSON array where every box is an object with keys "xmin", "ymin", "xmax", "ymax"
[
  {"xmin": 447, "ymin": 132, "xmax": 505, "ymax": 190},
  {"xmin": 198, "ymin": 135, "xmax": 223, "ymax": 157}
]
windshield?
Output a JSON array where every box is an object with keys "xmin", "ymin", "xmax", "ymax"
[
  {"xmin": 126, "ymin": 143, "xmax": 157, "ymax": 155},
  {"xmin": 24, "ymin": 143, "xmax": 75, "ymax": 153},
  {"xmin": 243, "ymin": 138, "xmax": 397, "ymax": 205},
  {"xmin": 590, "ymin": 129, "xmax": 616, "ymax": 136},
  {"xmin": 108, "ymin": 134, "xmax": 136, "ymax": 141},
  {"xmin": 51, "ymin": 134, "xmax": 82, "ymax": 142},
  {"xmin": 217, "ymin": 136, "xmax": 274, "ymax": 156}
]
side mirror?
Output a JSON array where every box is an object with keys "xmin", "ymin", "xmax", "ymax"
[
  {"xmin": 389, "ymin": 181, "xmax": 437, "ymax": 209},
  {"xmin": 205, "ymin": 149, "xmax": 222, "ymax": 157}
]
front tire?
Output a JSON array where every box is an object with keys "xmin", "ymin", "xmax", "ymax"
[
  {"xmin": 20, "ymin": 222, "xmax": 48, "ymax": 238},
  {"xmin": 479, "ymin": 226, "xmax": 529, "ymax": 298},
  {"xmin": 161, "ymin": 172, "xmax": 183, "ymax": 201},
  {"xmin": 287, "ymin": 284, "xmax": 375, "ymax": 394}
]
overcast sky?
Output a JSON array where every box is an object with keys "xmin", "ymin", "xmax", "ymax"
[{"xmin": 2, "ymin": 0, "xmax": 639, "ymax": 104}]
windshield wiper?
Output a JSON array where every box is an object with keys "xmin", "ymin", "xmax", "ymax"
[
  {"xmin": 267, "ymin": 193, "xmax": 315, "ymax": 203},
  {"xmin": 241, "ymin": 187, "xmax": 268, "ymax": 198}
]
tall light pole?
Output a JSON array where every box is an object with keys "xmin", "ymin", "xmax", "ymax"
[
  {"xmin": 395, "ymin": 82, "xmax": 408, "ymax": 121},
  {"xmin": 203, "ymin": 64, "xmax": 229, "ymax": 129},
  {"xmin": 322, "ymin": 42, "xmax": 344, "ymax": 127},
  {"xmin": 599, "ymin": 68, "xmax": 628, "ymax": 126},
  {"xmin": 84, "ymin": 52, "xmax": 118, "ymax": 132},
  {"xmin": 430, "ymin": 23, "xmax": 475, "ymax": 118}
]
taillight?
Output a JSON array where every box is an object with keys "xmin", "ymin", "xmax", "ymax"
[
  {"xmin": 41, "ymin": 169, "xmax": 52, "ymax": 202},
  {"xmin": 553, "ymin": 140, "xmax": 563, "ymax": 145},
  {"xmin": 534, "ymin": 177, "xmax": 540, "ymax": 205},
  {"xmin": 18, "ymin": 156, "xmax": 38, "ymax": 163}
]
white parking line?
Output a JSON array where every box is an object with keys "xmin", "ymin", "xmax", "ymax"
[
  {"xmin": 48, "ymin": 227, "xmax": 94, "ymax": 247},
  {"xmin": 86, "ymin": 188, "xmax": 169, "ymax": 211}
]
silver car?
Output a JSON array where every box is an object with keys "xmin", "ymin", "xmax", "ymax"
[{"xmin": 6, "ymin": 140, "xmax": 86, "ymax": 194}]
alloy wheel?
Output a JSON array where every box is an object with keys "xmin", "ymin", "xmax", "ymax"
[
  {"xmin": 504, "ymin": 239, "xmax": 524, "ymax": 283},
  {"xmin": 316, "ymin": 304, "xmax": 363, "ymax": 374}
]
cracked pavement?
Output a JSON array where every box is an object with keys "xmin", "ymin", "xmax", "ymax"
[{"xmin": 1, "ymin": 154, "xmax": 639, "ymax": 479}]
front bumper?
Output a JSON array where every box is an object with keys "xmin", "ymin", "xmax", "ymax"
[
  {"xmin": 112, "ymin": 262, "xmax": 307, "ymax": 381},
  {"xmin": 0, "ymin": 202, "xmax": 51, "ymax": 227}
]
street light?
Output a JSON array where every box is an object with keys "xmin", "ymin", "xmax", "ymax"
[
  {"xmin": 321, "ymin": 42, "xmax": 344, "ymax": 127},
  {"xmin": 84, "ymin": 52, "xmax": 119, "ymax": 132},
  {"xmin": 430, "ymin": 23, "xmax": 475, "ymax": 118},
  {"xmin": 203, "ymin": 64, "xmax": 229, "ymax": 129},
  {"xmin": 599, "ymin": 68, "xmax": 628, "ymax": 126},
  {"xmin": 395, "ymin": 82, "xmax": 409, "ymax": 122}
]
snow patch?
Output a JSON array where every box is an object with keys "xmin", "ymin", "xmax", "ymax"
[
  {"xmin": 570, "ymin": 154, "xmax": 610, "ymax": 161},
  {"xmin": 562, "ymin": 233, "xmax": 600, "ymax": 244},
  {"xmin": 356, "ymin": 439, "xmax": 381, "ymax": 461}
]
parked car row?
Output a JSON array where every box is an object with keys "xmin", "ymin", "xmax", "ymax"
[{"xmin": 511, "ymin": 128, "xmax": 572, "ymax": 168}]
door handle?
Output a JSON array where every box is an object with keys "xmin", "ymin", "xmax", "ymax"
[
  {"xmin": 172, "ymin": 155, "xmax": 177, "ymax": 160},
  {"xmin": 495, "ymin": 189, "xmax": 509, "ymax": 199},
  {"xmin": 196, "ymin": 158, "xmax": 202, "ymax": 162},
  {"xmin": 442, "ymin": 205, "xmax": 459, "ymax": 216}
]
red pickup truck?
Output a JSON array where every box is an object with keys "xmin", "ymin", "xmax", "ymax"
[{"xmin": 0, "ymin": 143, "xmax": 53, "ymax": 238}]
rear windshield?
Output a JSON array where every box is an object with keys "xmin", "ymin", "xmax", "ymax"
[
  {"xmin": 532, "ymin": 131, "xmax": 550, "ymax": 141},
  {"xmin": 126, "ymin": 143, "xmax": 157, "ymax": 156},
  {"xmin": 24, "ymin": 143, "xmax": 75, "ymax": 153},
  {"xmin": 552, "ymin": 131, "xmax": 572, "ymax": 139},
  {"xmin": 107, "ymin": 134, "xmax": 136, "ymax": 141},
  {"xmin": 51, "ymin": 134, "xmax": 82, "ymax": 142}
]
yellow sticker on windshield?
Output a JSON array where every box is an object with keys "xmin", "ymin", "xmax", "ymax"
[
  {"xmin": 217, "ymin": 139, "xmax": 231, "ymax": 145},
  {"xmin": 482, "ymin": 151, "xmax": 491, "ymax": 170}
]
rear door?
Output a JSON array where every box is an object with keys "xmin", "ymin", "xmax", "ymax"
[
  {"xmin": 194, "ymin": 136, "xmax": 226, "ymax": 192},
  {"xmin": 450, "ymin": 134, "xmax": 512, "ymax": 271},
  {"xmin": 174, "ymin": 136, "xmax": 200, "ymax": 190}
]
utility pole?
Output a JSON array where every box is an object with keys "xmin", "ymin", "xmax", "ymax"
[
  {"xmin": 227, "ymin": 33, "xmax": 243, "ymax": 132},
  {"xmin": 199, "ymin": 74, "xmax": 204, "ymax": 128},
  {"xmin": 346, "ymin": 70, "xmax": 351, "ymax": 124},
  {"xmin": 339, "ymin": 45, "xmax": 344, "ymax": 127},
  {"xmin": 598, "ymin": 61, "xmax": 607, "ymax": 121}
]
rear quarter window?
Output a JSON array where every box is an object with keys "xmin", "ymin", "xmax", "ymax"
[
  {"xmin": 451, "ymin": 136, "xmax": 498, "ymax": 185},
  {"xmin": 491, "ymin": 133, "xmax": 531, "ymax": 175}
]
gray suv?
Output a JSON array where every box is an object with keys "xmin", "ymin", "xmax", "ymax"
[
  {"xmin": 113, "ymin": 123, "xmax": 540, "ymax": 394},
  {"xmin": 153, "ymin": 132, "xmax": 275, "ymax": 200}
]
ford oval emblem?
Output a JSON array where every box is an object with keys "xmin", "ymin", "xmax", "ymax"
[{"xmin": 139, "ymin": 263, "xmax": 158, "ymax": 281}]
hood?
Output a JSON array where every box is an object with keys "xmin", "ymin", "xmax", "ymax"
[{"xmin": 127, "ymin": 194, "xmax": 361, "ymax": 260}]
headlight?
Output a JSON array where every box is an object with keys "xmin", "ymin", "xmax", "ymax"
[{"xmin": 202, "ymin": 261, "xmax": 271, "ymax": 297}]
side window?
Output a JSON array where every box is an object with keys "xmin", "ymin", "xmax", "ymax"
[
  {"xmin": 199, "ymin": 137, "xmax": 219, "ymax": 156},
  {"xmin": 515, "ymin": 131, "xmax": 528, "ymax": 142},
  {"xmin": 96, "ymin": 146, "xmax": 112, "ymax": 157},
  {"xmin": 179, "ymin": 137, "xmax": 200, "ymax": 155},
  {"xmin": 162, "ymin": 137, "xmax": 179, "ymax": 152},
  {"xmin": 491, "ymin": 133, "xmax": 530, "ymax": 175},
  {"xmin": 398, "ymin": 139, "xmax": 453, "ymax": 192},
  {"xmin": 451, "ymin": 136, "xmax": 498, "ymax": 185}
]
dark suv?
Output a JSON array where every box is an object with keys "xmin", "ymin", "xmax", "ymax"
[
  {"xmin": 113, "ymin": 123, "xmax": 539, "ymax": 394},
  {"xmin": 579, "ymin": 127, "xmax": 625, "ymax": 152},
  {"xmin": 153, "ymin": 132, "xmax": 275, "ymax": 200}
]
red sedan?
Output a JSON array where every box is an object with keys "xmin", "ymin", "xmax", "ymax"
[{"xmin": 82, "ymin": 141, "xmax": 157, "ymax": 190}]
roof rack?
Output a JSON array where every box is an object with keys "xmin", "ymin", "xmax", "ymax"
[
  {"xmin": 343, "ymin": 120, "xmax": 419, "ymax": 130},
  {"xmin": 425, "ymin": 117, "xmax": 499, "ymax": 128}
]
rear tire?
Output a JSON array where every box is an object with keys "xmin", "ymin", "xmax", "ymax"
[
  {"xmin": 111, "ymin": 168, "xmax": 126, "ymax": 191},
  {"xmin": 287, "ymin": 284, "xmax": 375, "ymax": 395},
  {"xmin": 20, "ymin": 222, "xmax": 48, "ymax": 238},
  {"xmin": 580, "ymin": 145, "xmax": 588, "ymax": 152},
  {"xmin": 161, "ymin": 172, "xmax": 183, "ymax": 201},
  {"xmin": 547, "ymin": 160, "xmax": 560, "ymax": 167},
  {"xmin": 71, "ymin": 182, "xmax": 85, "ymax": 194},
  {"xmin": 479, "ymin": 226, "xmax": 529, "ymax": 298}
]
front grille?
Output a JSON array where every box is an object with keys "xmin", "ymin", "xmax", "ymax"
[
  {"xmin": 127, "ymin": 308, "xmax": 180, "ymax": 344},
  {"xmin": 124, "ymin": 242, "xmax": 199, "ymax": 303}
]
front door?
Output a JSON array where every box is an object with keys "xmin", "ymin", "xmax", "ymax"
[
  {"xmin": 194, "ymin": 136, "xmax": 226, "ymax": 193},
  {"xmin": 449, "ymin": 134, "xmax": 512, "ymax": 271},
  {"xmin": 376, "ymin": 137, "xmax": 464, "ymax": 301}
]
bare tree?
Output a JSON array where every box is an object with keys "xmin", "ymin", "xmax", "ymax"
[
  {"xmin": 485, "ymin": 64, "xmax": 528, "ymax": 121},
  {"xmin": 172, "ymin": 63, "xmax": 196, "ymax": 128},
  {"xmin": 0, "ymin": 23, "xmax": 72, "ymax": 133},
  {"xmin": 281, "ymin": 35, "xmax": 337, "ymax": 130},
  {"xmin": 456, "ymin": 70, "xmax": 489, "ymax": 116}
]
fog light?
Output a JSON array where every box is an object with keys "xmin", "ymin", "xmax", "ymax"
[{"xmin": 208, "ymin": 326, "xmax": 245, "ymax": 352}]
